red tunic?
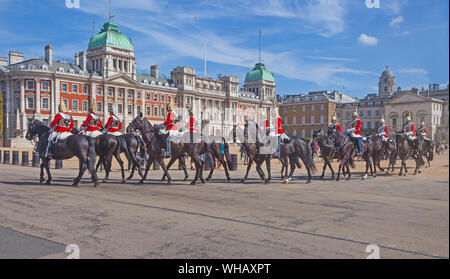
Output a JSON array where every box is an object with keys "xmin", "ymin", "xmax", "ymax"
[
  {"xmin": 185, "ymin": 116, "xmax": 199, "ymax": 132},
  {"xmin": 50, "ymin": 112, "xmax": 73, "ymax": 133},
  {"xmin": 410, "ymin": 124, "xmax": 416, "ymax": 137},
  {"xmin": 82, "ymin": 113, "xmax": 102, "ymax": 131},
  {"xmin": 164, "ymin": 112, "xmax": 178, "ymax": 131},
  {"xmin": 275, "ymin": 117, "xmax": 284, "ymax": 135},
  {"xmin": 336, "ymin": 124, "xmax": 342, "ymax": 132},
  {"xmin": 352, "ymin": 119, "xmax": 362, "ymax": 135},
  {"xmin": 105, "ymin": 115, "xmax": 122, "ymax": 133}
]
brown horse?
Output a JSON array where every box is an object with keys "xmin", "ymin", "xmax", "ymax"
[
  {"xmin": 312, "ymin": 130, "xmax": 335, "ymax": 179},
  {"xmin": 233, "ymin": 123, "xmax": 271, "ymax": 184},
  {"xmin": 26, "ymin": 119, "xmax": 99, "ymax": 187}
]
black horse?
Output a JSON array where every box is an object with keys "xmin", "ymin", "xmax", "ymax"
[
  {"xmin": 280, "ymin": 136, "xmax": 317, "ymax": 184},
  {"xmin": 312, "ymin": 130, "xmax": 335, "ymax": 179},
  {"xmin": 327, "ymin": 129, "xmax": 355, "ymax": 181},
  {"xmin": 25, "ymin": 119, "xmax": 99, "ymax": 187},
  {"xmin": 233, "ymin": 123, "xmax": 271, "ymax": 184}
]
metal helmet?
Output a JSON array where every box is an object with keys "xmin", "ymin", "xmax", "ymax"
[
  {"xmin": 421, "ymin": 120, "xmax": 426, "ymax": 127},
  {"xmin": 58, "ymin": 99, "xmax": 68, "ymax": 113},
  {"xmin": 380, "ymin": 114, "xmax": 385, "ymax": 124},
  {"xmin": 89, "ymin": 103, "xmax": 97, "ymax": 114},
  {"xmin": 331, "ymin": 113, "xmax": 337, "ymax": 122},
  {"xmin": 167, "ymin": 97, "xmax": 174, "ymax": 112},
  {"xmin": 352, "ymin": 107, "xmax": 358, "ymax": 117},
  {"xmin": 406, "ymin": 112, "xmax": 412, "ymax": 122}
]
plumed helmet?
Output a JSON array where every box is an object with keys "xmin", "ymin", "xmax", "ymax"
[
  {"xmin": 406, "ymin": 112, "xmax": 412, "ymax": 122},
  {"xmin": 352, "ymin": 107, "xmax": 358, "ymax": 117},
  {"xmin": 167, "ymin": 97, "xmax": 174, "ymax": 112},
  {"xmin": 58, "ymin": 98, "xmax": 67, "ymax": 113},
  {"xmin": 381, "ymin": 114, "xmax": 385, "ymax": 124},
  {"xmin": 331, "ymin": 113, "xmax": 337, "ymax": 121},
  {"xmin": 89, "ymin": 103, "xmax": 97, "ymax": 113},
  {"xmin": 421, "ymin": 120, "xmax": 425, "ymax": 127}
]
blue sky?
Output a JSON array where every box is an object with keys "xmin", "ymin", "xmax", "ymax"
[{"xmin": 0, "ymin": 0, "xmax": 448, "ymax": 99}]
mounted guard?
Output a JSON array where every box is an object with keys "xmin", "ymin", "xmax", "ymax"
[
  {"xmin": 104, "ymin": 108, "xmax": 122, "ymax": 136},
  {"xmin": 403, "ymin": 113, "xmax": 416, "ymax": 141},
  {"xmin": 376, "ymin": 115, "xmax": 389, "ymax": 142},
  {"xmin": 81, "ymin": 103, "xmax": 103, "ymax": 137},
  {"xmin": 418, "ymin": 120, "xmax": 430, "ymax": 143},
  {"xmin": 269, "ymin": 99, "xmax": 288, "ymax": 158},
  {"xmin": 162, "ymin": 98, "xmax": 178, "ymax": 157},
  {"xmin": 347, "ymin": 107, "xmax": 363, "ymax": 156},
  {"xmin": 44, "ymin": 99, "xmax": 73, "ymax": 158},
  {"xmin": 329, "ymin": 113, "xmax": 342, "ymax": 133}
]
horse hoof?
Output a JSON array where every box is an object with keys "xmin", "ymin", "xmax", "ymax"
[
  {"xmin": 346, "ymin": 177, "xmax": 351, "ymax": 181},
  {"xmin": 206, "ymin": 177, "xmax": 211, "ymax": 182},
  {"xmin": 418, "ymin": 170, "xmax": 422, "ymax": 174},
  {"xmin": 40, "ymin": 178, "xmax": 45, "ymax": 184},
  {"xmin": 183, "ymin": 177, "xmax": 189, "ymax": 181},
  {"xmin": 161, "ymin": 177, "xmax": 166, "ymax": 181},
  {"xmin": 283, "ymin": 180, "xmax": 288, "ymax": 184},
  {"xmin": 404, "ymin": 173, "xmax": 407, "ymax": 176},
  {"xmin": 121, "ymin": 180, "xmax": 126, "ymax": 184},
  {"xmin": 227, "ymin": 178, "xmax": 231, "ymax": 183},
  {"xmin": 264, "ymin": 180, "xmax": 270, "ymax": 184},
  {"xmin": 138, "ymin": 180, "xmax": 144, "ymax": 185},
  {"xmin": 94, "ymin": 182, "xmax": 99, "ymax": 187},
  {"xmin": 46, "ymin": 180, "xmax": 51, "ymax": 185},
  {"xmin": 167, "ymin": 181, "xmax": 172, "ymax": 185},
  {"xmin": 191, "ymin": 181, "xmax": 196, "ymax": 185},
  {"xmin": 72, "ymin": 182, "xmax": 78, "ymax": 187},
  {"xmin": 201, "ymin": 179, "xmax": 206, "ymax": 184},
  {"xmin": 398, "ymin": 173, "xmax": 402, "ymax": 176},
  {"xmin": 306, "ymin": 180, "xmax": 311, "ymax": 184},
  {"xmin": 241, "ymin": 179, "xmax": 245, "ymax": 183}
]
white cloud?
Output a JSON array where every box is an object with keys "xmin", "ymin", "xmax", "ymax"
[
  {"xmin": 390, "ymin": 16, "xmax": 404, "ymax": 27},
  {"xmin": 305, "ymin": 56, "xmax": 356, "ymax": 62},
  {"xmin": 358, "ymin": 34, "xmax": 378, "ymax": 46},
  {"xmin": 396, "ymin": 68, "xmax": 429, "ymax": 75}
]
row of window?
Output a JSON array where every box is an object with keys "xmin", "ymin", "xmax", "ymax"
[
  {"xmin": 284, "ymin": 104, "xmax": 326, "ymax": 113},
  {"xmin": 17, "ymin": 81, "xmax": 50, "ymax": 91},
  {"xmin": 284, "ymin": 115, "xmax": 327, "ymax": 125}
]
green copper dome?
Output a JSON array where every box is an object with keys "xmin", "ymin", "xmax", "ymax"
[
  {"xmin": 88, "ymin": 22, "xmax": 134, "ymax": 51},
  {"xmin": 245, "ymin": 63, "xmax": 275, "ymax": 82}
]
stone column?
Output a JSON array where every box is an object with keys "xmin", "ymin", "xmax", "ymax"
[
  {"xmin": 133, "ymin": 90, "xmax": 137, "ymax": 118},
  {"xmin": 5, "ymin": 78, "xmax": 11, "ymax": 138},
  {"xmin": 103, "ymin": 84, "xmax": 108, "ymax": 123},
  {"xmin": 35, "ymin": 79, "xmax": 40, "ymax": 115},
  {"xmin": 123, "ymin": 88, "xmax": 128, "ymax": 128},
  {"xmin": 20, "ymin": 80, "xmax": 26, "ymax": 136}
]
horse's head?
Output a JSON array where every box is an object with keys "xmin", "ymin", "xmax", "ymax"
[
  {"xmin": 25, "ymin": 118, "xmax": 37, "ymax": 140},
  {"xmin": 127, "ymin": 114, "xmax": 145, "ymax": 133}
]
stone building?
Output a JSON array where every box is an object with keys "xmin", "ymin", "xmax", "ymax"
[
  {"xmin": 280, "ymin": 90, "xmax": 356, "ymax": 138},
  {"xmin": 0, "ymin": 21, "xmax": 275, "ymax": 147}
]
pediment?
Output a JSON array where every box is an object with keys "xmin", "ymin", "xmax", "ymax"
[
  {"xmin": 387, "ymin": 92, "xmax": 429, "ymax": 104},
  {"xmin": 106, "ymin": 74, "xmax": 138, "ymax": 85}
]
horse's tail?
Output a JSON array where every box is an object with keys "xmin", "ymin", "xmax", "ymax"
[
  {"xmin": 87, "ymin": 136, "xmax": 97, "ymax": 171},
  {"xmin": 306, "ymin": 144, "xmax": 317, "ymax": 174}
]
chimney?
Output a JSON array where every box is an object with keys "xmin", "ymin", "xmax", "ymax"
[
  {"xmin": 74, "ymin": 53, "xmax": 79, "ymax": 66},
  {"xmin": 0, "ymin": 56, "xmax": 7, "ymax": 67},
  {"xmin": 45, "ymin": 44, "xmax": 53, "ymax": 65},
  {"xmin": 151, "ymin": 65, "xmax": 159, "ymax": 79},
  {"xmin": 8, "ymin": 51, "xmax": 24, "ymax": 65},
  {"xmin": 412, "ymin": 87, "xmax": 419, "ymax": 95},
  {"xmin": 78, "ymin": 51, "xmax": 87, "ymax": 71}
]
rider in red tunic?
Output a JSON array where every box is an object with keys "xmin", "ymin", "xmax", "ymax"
[
  {"xmin": 163, "ymin": 99, "xmax": 177, "ymax": 156},
  {"xmin": 376, "ymin": 116, "xmax": 389, "ymax": 141},
  {"xmin": 81, "ymin": 104, "xmax": 102, "ymax": 137},
  {"xmin": 185, "ymin": 108, "xmax": 199, "ymax": 133},
  {"xmin": 104, "ymin": 108, "xmax": 122, "ymax": 135},
  {"xmin": 329, "ymin": 113, "xmax": 342, "ymax": 133},
  {"xmin": 347, "ymin": 108, "xmax": 363, "ymax": 156},
  {"xmin": 45, "ymin": 101, "xmax": 74, "ymax": 158}
]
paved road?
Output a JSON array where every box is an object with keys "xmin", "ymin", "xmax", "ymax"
[{"xmin": 0, "ymin": 156, "xmax": 448, "ymax": 259}]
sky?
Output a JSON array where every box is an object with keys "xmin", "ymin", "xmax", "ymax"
[{"xmin": 0, "ymin": 0, "xmax": 448, "ymax": 99}]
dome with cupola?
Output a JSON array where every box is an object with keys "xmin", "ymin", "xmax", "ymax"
[
  {"xmin": 245, "ymin": 63, "xmax": 275, "ymax": 82},
  {"xmin": 88, "ymin": 22, "xmax": 134, "ymax": 51}
]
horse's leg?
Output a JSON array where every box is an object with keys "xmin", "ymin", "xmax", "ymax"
[
  {"xmin": 113, "ymin": 152, "xmax": 126, "ymax": 183},
  {"xmin": 206, "ymin": 159, "xmax": 215, "ymax": 182},
  {"xmin": 362, "ymin": 154, "xmax": 370, "ymax": 180},
  {"xmin": 219, "ymin": 155, "xmax": 231, "ymax": 183},
  {"xmin": 162, "ymin": 157, "xmax": 176, "ymax": 181},
  {"xmin": 265, "ymin": 156, "xmax": 271, "ymax": 184},
  {"xmin": 255, "ymin": 157, "xmax": 265, "ymax": 182},
  {"xmin": 345, "ymin": 162, "xmax": 351, "ymax": 181},
  {"xmin": 103, "ymin": 155, "xmax": 113, "ymax": 182},
  {"xmin": 321, "ymin": 158, "xmax": 327, "ymax": 178},
  {"xmin": 40, "ymin": 160, "xmax": 45, "ymax": 183},
  {"xmin": 190, "ymin": 155, "xmax": 202, "ymax": 185},
  {"xmin": 328, "ymin": 159, "xmax": 335, "ymax": 179},
  {"xmin": 73, "ymin": 159, "xmax": 87, "ymax": 187},
  {"xmin": 336, "ymin": 159, "xmax": 343, "ymax": 181},
  {"xmin": 280, "ymin": 157, "xmax": 285, "ymax": 181},
  {"xmin": 180, "ymin": 156, "xmax": 189, "ymax": 181},
  {"xmin": 138, "ymin": 158, "xmax": 153, "ymax": 185},
  {"xmin": 285, "ymin": 155, "xmax": 296, "ymax": 184},
  {"xmin": 44, "ymin": 159, "xmax": 52, "ymax": 185},
  {"xmin": 159, "ymin": 156, "xmax": 171, "ymax": 185},
  {"xmin": 241, "ymin": 156, "xmax": 254, "ymax": 183}
]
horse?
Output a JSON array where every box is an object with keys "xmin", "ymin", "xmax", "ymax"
[
  {"xmin": 203, "ymin": 137, "xmax": 233, "ymax": 182},
  {"xmin": 95, "ymin": 133, "xmax": 144, "ymax": 183},
  {"xmin": 360, "ymin": 135, "xmax": 375, "ymax": 180},
  {"xmin": 233, "ymin": 122, "xmax": 271, "ymax": 184},
  {"xmin": 312, "ymin": 130, "xmax": 335, "ymax": 179},
  {"xmin": 386, "ymin": 138, "xmax": 397, "ymax": 174},
  {"xmin": 280, "ymin": 136, "xmax": 317, "ymax": 184},
  {"xmin": 419, "ymin": 135, "xmax": 434, "ymax": 167},
  {"xmin": 25, "ymin": 119, "xmax": 99, "ymax": 187},
  {"xmin": 327, "ymin": 129, "xmax": 356, "ymax": 181},
  {"xmin": 126, "ymin": 116, "xmax": 173, "ymax": 184},
  {"xmin": 395, "ymin": 132, "xmax": 413, "ymax": 176}
]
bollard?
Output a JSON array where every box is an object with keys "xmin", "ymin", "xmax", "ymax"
[
  {"xmin": 0, "ymin": 150, "xmax": 2, "ymax": 162},
  {"xmin": 153, "ymin": 159, "xmax": 160, "ymax": 170},
  {"xmin": 22, "ymin": 151, "xmax": 29, "ymax": 166},
  {"xmin": 3, "ymin": 150, "xmax": 10, "ymax": 164},
  {"xmin": 12, "ymin": 151, "xmax": 19, "ymax": 165},
  {"xmin": 32, "ymin": 152, "xmax": 40, "ymax": 167},
  {"xmin": 230, "ymin": 154, "xmax": 238, "ymax": 171},
  {"xmin": 55, "ymin": 159, "xmax": 63, "ymax": 169}
]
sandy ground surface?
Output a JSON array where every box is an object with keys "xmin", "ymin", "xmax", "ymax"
[{"xmin": 0, "ymin": 152, "xmax": 448, "ymax": 259}]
